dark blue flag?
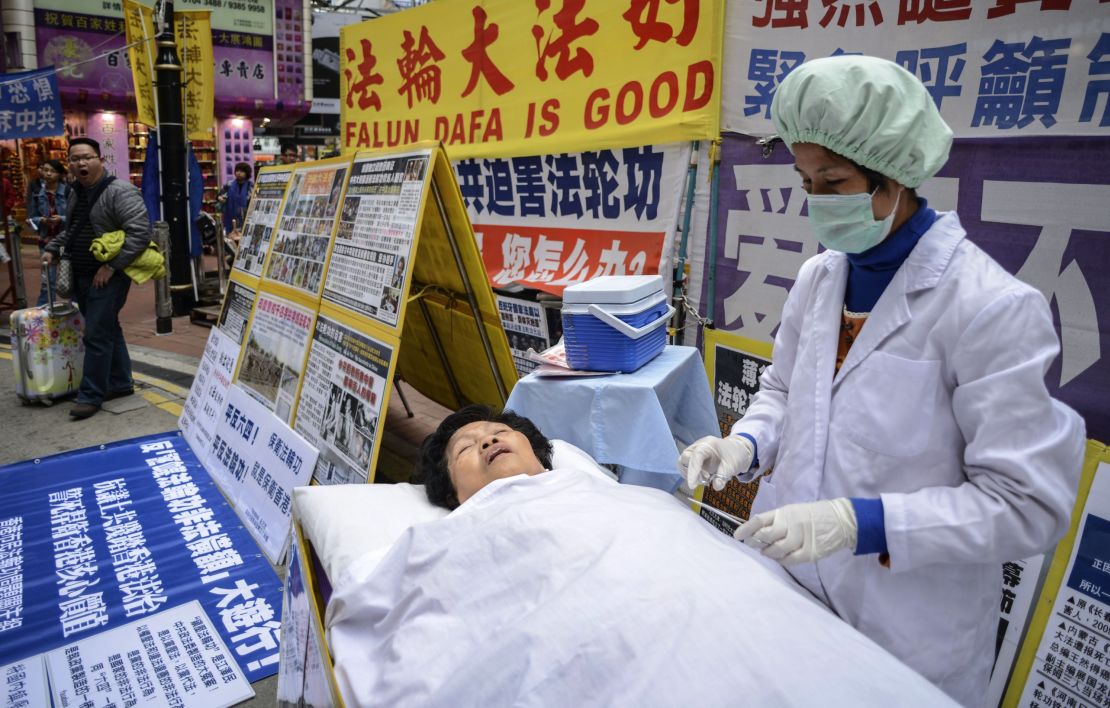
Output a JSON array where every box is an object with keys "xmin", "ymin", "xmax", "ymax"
[
  {"xmin": 142, "ymin": 131, "xmax": 205, "ymax": 257},
  {"xmin": 0, "ymin": 67, "xmax": 64, "ymax": 139}
]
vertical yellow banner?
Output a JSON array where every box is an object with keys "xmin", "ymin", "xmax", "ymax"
[
  {"xmin": 122, "ymin": 0, "xmax": 157, "ymax": 127},
  {"xmin": 176, "ymin": 10, "xmax": 216, "ymax": 141}
]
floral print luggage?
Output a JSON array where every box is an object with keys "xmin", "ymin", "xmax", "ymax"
[{"xmin": 10, "ymin": 297, "xmax": 84, "ymax": 404}]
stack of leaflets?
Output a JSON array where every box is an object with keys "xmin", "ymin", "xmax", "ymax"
[{"xmin": 524, "ymin": 341, "xmax": 616, "ymax": 377}]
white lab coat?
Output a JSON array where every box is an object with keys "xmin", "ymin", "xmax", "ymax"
[{"xmin": 733, "ymin": 212, "xmax": 1085, "ymax": 707}]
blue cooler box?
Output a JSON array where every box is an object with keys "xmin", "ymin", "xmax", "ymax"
[{"xmin": 561, "ymin": 275, "xmax": 674, "ymax": 372}]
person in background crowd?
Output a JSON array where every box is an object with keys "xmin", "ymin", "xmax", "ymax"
[
  {"xmin": 279, "ymin": 141, "xmax": 300, "ymax": 165},
  {"xmin": 26, "ymin": 159, "xmax": 70, "ymax": 304},
  {"xmin": 218, "ymin": 161, "xmax": 253, "ymax": 238},
  {"xmin": 25, "ymin": 163, "xmax": 43, "ymax": 209},
  {"xmin": 678, "ymin": 55, "xmax": 1085, "ymax": 706},
  {"xmin": 42, "ymin": 137, "xmax": 151, "ymax": 420}
]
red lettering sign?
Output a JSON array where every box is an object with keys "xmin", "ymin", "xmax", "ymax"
[
  {"xmin": 532, "ymin": 0, "xmax": 600, "ymax": 81},
  {"xmin": 345, "ymin": 38, "xmax": 385, "ymax": 111},
  {"xmin": 461, "ymin": 6, "xmax": 516, "ymax": 97}
]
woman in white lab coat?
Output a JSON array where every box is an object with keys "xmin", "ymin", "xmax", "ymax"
[{"xmin": 679, "ymin": 55, "xmax": 1085, "ymax": 707}]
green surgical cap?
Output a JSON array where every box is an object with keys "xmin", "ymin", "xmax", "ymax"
[{"xmin": 770, "ymin": 55, "xmax": 953, "ymax": 188}]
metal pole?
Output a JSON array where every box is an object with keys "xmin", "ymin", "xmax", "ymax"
[
  {"xmin": 704, "ymin": 139, "xmax": 721, "ymax": 327},
  {"xmin": 154, "ymin": 0, "xmax": 194, "ymax": 316},
  {"xmin": 152, "ymin": 221, "xmax": 173, "ymax": 333},
  {"xmin": 671, "ymin": 140, "xmax": 700, "ymax": 338}
]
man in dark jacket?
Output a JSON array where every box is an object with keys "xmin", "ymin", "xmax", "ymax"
[{"xmin": 42, "ymin": 137, "xmax": 152, "ymax": 420}]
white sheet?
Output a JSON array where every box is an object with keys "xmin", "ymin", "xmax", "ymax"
[
  {"xmin": 327, "ymin": 469, "xmax": 955, "ymax": 706},
  {"xmin": 294, "ymin": 440, "xmax": 615, "ymax": 591}
]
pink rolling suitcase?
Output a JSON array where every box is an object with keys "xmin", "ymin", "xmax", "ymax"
[{"xmin": 10, "ymin": 276, "xmax": 84, "ymax": 405}]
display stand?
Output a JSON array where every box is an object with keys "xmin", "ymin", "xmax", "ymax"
[{"xmin": 201, "ymin": 142, "xmax": 516, "ymax": 487}]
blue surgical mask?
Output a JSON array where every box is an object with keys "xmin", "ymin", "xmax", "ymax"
[{"xmin": 806, "ymin": 188, "xmax": 901, "ymax": 253}]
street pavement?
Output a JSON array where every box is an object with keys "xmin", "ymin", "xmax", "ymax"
[
  {"xmin": 0, "ymin": 245, "xmax": 284, "ymax": 706},
  {"xmin": 0, "ymin": 239, "xmax": 449, "ymax": 705}
]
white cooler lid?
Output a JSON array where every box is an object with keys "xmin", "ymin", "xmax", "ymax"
[{"xmin": 562, "ymin": 275, "xmax": 664, "ymax": 305}]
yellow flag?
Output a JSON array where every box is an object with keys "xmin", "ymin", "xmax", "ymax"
[
  {"xmin": 122, "ymin": 0, "xmax": 157, "ymax": 127},
  {"xmin": 175, "ymin": 10, "xmax": 215, "ymax": 141}
]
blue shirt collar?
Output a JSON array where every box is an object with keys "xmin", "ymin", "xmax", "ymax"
[{"xmin": 846, "ymin": 197, "xmax": 936, "ymax": 271}]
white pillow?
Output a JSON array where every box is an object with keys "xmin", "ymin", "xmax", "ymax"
[
  {"xmin": 294, "ymin": 439, "xmax": 614, "ymax": 589},
  {"xmin": 293, "ymin": 482, "xmax": 448, "ymax": 590}
]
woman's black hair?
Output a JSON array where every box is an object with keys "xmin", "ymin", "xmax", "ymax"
[
  {"xmin": 416, "ymin": 404, "xmax": 553, "ymax": 510},
  {"xmin": 43, "ymin": 159, "xmax": 67, "ymax": 175},
  {"xmin": 234, "ymin": 161, "xmax": 252, "ymax": 175}
]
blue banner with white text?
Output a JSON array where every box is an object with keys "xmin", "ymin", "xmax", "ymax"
[
  {"xmin": 0, "ymin": 67, "xmax": 64, "ymax": 139},
  {"xmin": 0, "ymin": 432, "xmax": 283, "ymax": 682}
]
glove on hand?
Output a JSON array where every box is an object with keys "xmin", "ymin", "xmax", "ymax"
[
  {"xmin": 677, "ymin": 435, "xmax": 755, "ymax": 491},
  {"xmin": 734, "ymin": 498, "xmax": 858, "ymax": 567}
]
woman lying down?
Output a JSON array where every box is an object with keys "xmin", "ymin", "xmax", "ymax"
[{"xmin": 326, "ymin": 405, "xmax": 956, "ymax": 707}]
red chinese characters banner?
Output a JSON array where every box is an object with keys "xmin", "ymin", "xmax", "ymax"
[
  {"xmin": 340, "ymin": 0, "xmax": 723, "ymax": 159},
  {"xmin": 722, "ymin": 1, "xmax": 1110, "ymax": 138},
  {"xmin": 455, "ymin": 142, "xmax": 689, "ymax": 295}
]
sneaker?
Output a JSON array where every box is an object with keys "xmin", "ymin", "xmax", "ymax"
[
  {"xmin": 105, "ymin": 388, "xmax": 135, "ymax": 401},
  {"xmin": 69, "ymin": 402, "xmax": 100, "ymax": 419}
]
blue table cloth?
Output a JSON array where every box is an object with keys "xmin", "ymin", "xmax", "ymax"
[{"xmin": 505, "ymin": 345, "xmax": 720, "ymax": 491}]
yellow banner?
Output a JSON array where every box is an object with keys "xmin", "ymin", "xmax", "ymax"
[
  {"xmin": 176, "ymin": 10, "xmax": 216, "ymax": 141},
  {"xmin": 340, "ymin": 0, "xmax": 723, "ymax": 159},
  {"xmin": 122, "ymin": 0, "xmax": 157, "ymax": 127}
]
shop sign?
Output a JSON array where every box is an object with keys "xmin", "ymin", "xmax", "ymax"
[
  {"xmin": 33, "ymin": 0, "xmax": 277, "ymax": 104},
  {"xmin": 310, "ymin": 11, "xmax": 365, "ymax": 115}
]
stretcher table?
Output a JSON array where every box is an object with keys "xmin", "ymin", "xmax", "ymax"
[{"xmin": 505, "ymin": 345, "xmax": 720, "ymax": 491}]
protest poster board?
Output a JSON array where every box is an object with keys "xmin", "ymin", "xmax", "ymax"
[
  {"xmin": 340, "ymin": 0, "xmax": 724, "ymax": 158},
  {"xmin": 261, "ymin": 156, "xmax": 352, "ymax": 301},
  {"xmin": 695, "ymin": 328, "xmax": 773, "ymax": 533},
  {"xmin": 293, "ymin": 305, "xmax": 398, "ymax": 485},
  {"xmin": 216, "ymin": 279, "xmax": 257, "ymax": 347},
  {"xmin": 275, "ymin": 522, "xmax": 343, "ymax": 706},
  {"xmin": 1007, "ymin": 444, "xmax": 1110, "ymax": 707},
  {"xmin": 0, "ymin": 433, "xmax": 284, "ymax": 683},
  {"xmin": 233, "ymin": 164, "xmax": 295, "ymax": 281},
  {"xmin": 989, "ymin": 555, "xmax": 1047, "ymax": 708},
  {"xmin": 234, "ymin": 289, "xmax": 316, "ymax": 425},
  {"xmin": 321, "ymin": 148, "xmax": 429, "ymax": 330},
  {"xmin": 1, "ymin": 656, "xmax": 49, "ymax": 708},
  {"xmin": 209, "ymin": 142, "xmax": 516, "ymax": 492},
  {"xmin": 456, "ymin": 143, "xmax": 690, "ymax": 295},
  {"xmin": 44, "ymin": 600, "xmax": 253, "ymax": 708},
  {"xmin": 495, "ymin": 294, "xmax": 559, "ymax": 377},
  {"xmin": 395, "ymin": 143, "xmax": 519, "ymax": 412},
  {"xmin": 203, "ymin": 386, "xmax": 318, "ymax": 564},
  {"xmin": 179, "ymin": 327, "xmax": 240, "ymax": 481}
]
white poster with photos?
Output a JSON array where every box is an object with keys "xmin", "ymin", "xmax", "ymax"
[
  {"xmin": 322, "ymin": 149, "xmax": 428, "ymax": 329},
  {"xmin": 263, "ymin": 158, "xmax": 350, "ymax": 298},
  {"xmin": 235, "ymin": 292, "xmax": 315, "ymax": 425},
  {"xmin": 217, "ymin": 279, "xmax": 256, "ymax": 346},
  {"xmin": 293, "ymin": 309, "xmax": 395, "ymax": 485},
  {"xmin": 233, "ymin": 165, "xmax": 293, "ymax": 278}
]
